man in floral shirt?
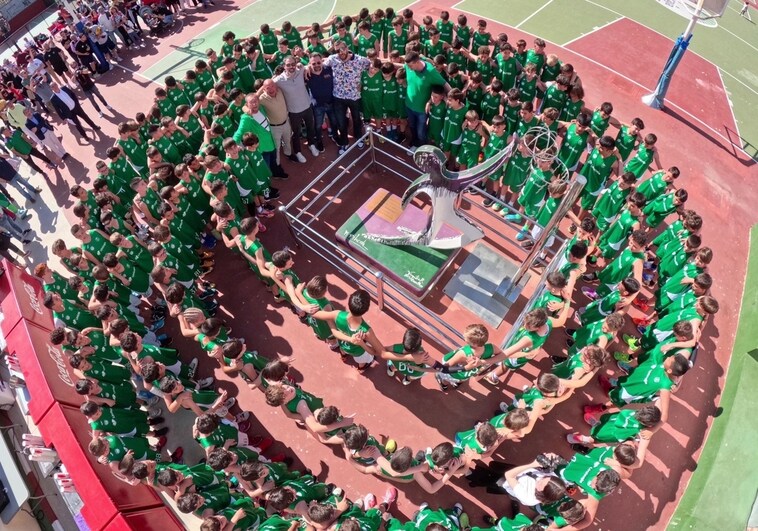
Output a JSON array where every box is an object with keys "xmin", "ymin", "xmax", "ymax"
[{"xmin": 323, "ymin": 41, "xmax": 370, "ymax": 154}]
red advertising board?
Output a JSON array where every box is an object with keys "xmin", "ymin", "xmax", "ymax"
[
  {"xmin": 104, "ymin": 508, "xmax": 184, "ymax": 530},
  {"xmin": 0, "ymin": 259, "xmax": 54, "ymax": 335},
  {"xmin": 37, "ymin": 404, "xmax": 168, "ymax": 529}
]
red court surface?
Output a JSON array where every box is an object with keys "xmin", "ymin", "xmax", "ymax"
[
  {"xmin": 35, "ymin": 0, "xmax": 758, "ymax": 528},
  {"xmin": 565, "ymin": 17, "xmax": 739, "ymax": 145}
]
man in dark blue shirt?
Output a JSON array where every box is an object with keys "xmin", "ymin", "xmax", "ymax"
[{"xmin": 305, "ymin": 53, "xmax": 336, "ymax": 150}]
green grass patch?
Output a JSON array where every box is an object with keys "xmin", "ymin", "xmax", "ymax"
[
  {"xmin": 519, "ymin": 0, "xmax": 618, "ymax": 45},
  {"xmin": 457, "ymin": 0, "xmax": 552, "ymax": 28}
]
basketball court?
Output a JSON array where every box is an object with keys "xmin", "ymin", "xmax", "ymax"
[{"xmin": 7, "ymin": 0, "xmax": 758, "ymax": 529}]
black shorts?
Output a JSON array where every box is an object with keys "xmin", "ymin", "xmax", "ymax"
[{"xmin": 51, "ymin": 62, "xmax": 69, "ymax": 75}]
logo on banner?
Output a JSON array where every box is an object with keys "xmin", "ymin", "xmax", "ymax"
[
  {"xmin": 23, "ymin": 281, "xmax": 44, "ymax": 315},
  {"xmin": 47, "ymin": 344, "xmax": 74, "ymax": 387}
]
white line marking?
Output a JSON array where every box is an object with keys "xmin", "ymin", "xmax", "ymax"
[
  {"xmin": 717, "ymin": 66, "xmax": 744, "ymax": 147},
  {"xmin": 720, "ymin": 68, "xmax": 758, "ymax": 96},
  {"xmin": 113, "ymin": 64, "xmax": 162, "ymax": 86},
  {"xmin": 719, "ymin": 26, "xmax": 758, "ymax": 53},
  {"xmin": 454, "ymin": 5, "xmax": 752, "ymax": 158},
  {"xmin": 515, "ymin": 0, "xmax": 554, "ymax": 28},
  {"xmin": 562, "ymin": 16, "xmax": 624, "ymax": 46}
]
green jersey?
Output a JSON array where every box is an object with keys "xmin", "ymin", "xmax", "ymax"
[
  {"xmin": 117, "ymin": 137, "xmax": 148, "ymax": 171},
  {"xmin": 90, "ymin": 408, "xmax": 148, "ymax": 437},
  {"xmin": 259, "ymin": 32, "xmax": 278, "ymax": 55},
  {"xmin": 471, "ymin": 514, "xmax": 533, "ymax": 531},
  {"xmin": 386, "ymin": 344, "xmax": 426, "ymax": 379},
  {"xmin": 590, "ymin": 409, "xmax": 643, "ymax": 442},
  {"xmin": 337, "ymin": 506, "xmax": 382, "ymax": 531},
  {"xmin": 643, "ymin": 192, "xmax": 677, "ymax": 228},
  {"xmin": 415, "ymin": 507, "xmax": 462, "ymax": 530},
  {"xmin": 427, "ymin": 100, "xmax": 447, "ymax": 144},
  {"xmin": 496, "ymin": 54, "xmax": 519, "ymax": 89},
  {"xmin": 615, "ymin": 125, "xmax": 638, "ymax": 161},
  {"xmin": 624, "ymin": 145, "xmax": 655, "ymax": 179},
  {"xmin": 441, "ymin": 104, "xmax": 468, "ymax": 144},
  {"xmin": 301, "ymin": 289, "xmax": 333, "ymax": 340},
  {"xmin": 495, "ymin": 386, "xmax": 546, "ymax": 416},
  {"xmin": 518, "ymin": 167, "xmax": 551, "ymax": 217},
  {"xmin": 580, "ymin": 289, "xmax": 621, "ymax": 326},
  {"xmin": 91, "ymin": 381, "xmax": 137, "ymax": 408},
  {"xmin": 285, "ymin": 387, "xmax": 324, "ymax": 415},
  {"xmin": 196, "ymin": 422, "xmax": 238, "ymax": 449},
  {"xmin": 443, "ymin": 343, "xmax": 494, "ymax": 381},
  {"xmin": 503, "ymin": 102, "xmax": 521, "ymax": 136},
  {"xmin": 568, "ymin": 320, "xmax": 613, "ymax": 356},
  {"xmin": 558, "ymin": 123, "xmax": 589, "ymax": 170},
  {"xmin": 541, "ymin": 84, "xmax": 567, "ymax": 114},
  {"xmin": 454, "ymin": 426, "xmax": 486, "ymax": 454},
  {"xmin": 502, "ymin": 324, "xmax": 550, "ymax": 369},
  {"xmin": 517, "ymin": 75, "xmax": 538, "ymax": 103},
  {"xmin": 472, "ymin": 30, "xmax": 492, "ymax": 50},
  {"xmin": 502, "ymin": 150, "xmax": 532, "ymax": 188},
  {"xmin": 610, "ymin": 346, "xmax": 674, "ymax": 406},
  {"xmin": 590, "ymin": 110, "xmax": 610, "ymax": 137},
  {"xmin": 560, "ymin": 446, "xmax": 614, "ymax": 500},
  {"xmin": 466, "ymin": 84, "xmax": 484, "ymax": 114},
  {"xmin": 282, "ymin": 28, "xmax": 303, "ymax": 49},
  {"xmin": 552, "ymin": 351, "xmax": 589, "ymax": 380},
  {"xmin": 592, "ymin": 181, "xmax": 631, "ymax": 231},
  {"xmin": 636, "ymin": 170, "xmax": 669, "ymax": 202},
  {"xmin": 579, "ymin": 148, "xmax": 616, "ymax": 209},
  {"xmin": 356, "ymin": 34, "xmax": 377, "ymax": 56},
  {"xmin": 456, "ymin": 25, "xmax": 472, "ymax": 48},
  {"xmin": 560, "ymin": 97, "xmax": 584, "ymax": 122},
  {"xmin": 120, "ymin": 235, "xmax": 153, "ymax": 273},
  {"xmin": 55, "ymin": 299, "xmax": 101, "ymax": 331},
  {"xmin": 597, "ymin": 209, "xmax": 638, "ymax": 258},
  {"xmin": 105, "ymin": 435, "xmax": 156, "ymax": 463},
  {"xmin": 361, "ymin": 70, "xmax": 383, "ymax": 118},
  {"xmin": 597, "ymin": 248, "xmax": 644, "ymax": 293},
  {"xmin": 525, "ymin": 49, "xmax": 546, "ymax": 73},
  {"xmin": 437, "ymin": 20, "xmax": 454, "ymax": 44},
  {"xmin": 388, "ymin": 29, "xmax": 408, "ymax": 55},
  {"xmin": 458, "ymin": 126, "xmax": 484, "ymax": 166},
  {"xmin": 334, "ymin": 312, "xmax": 371, "ymax": 356},
  {"xmin": 480, "ymin": 92, "xmax": 502, "ymax": 124},
  {"xmin": 424, "ymin": 39, "xmax": 445, "ymax": 59}
]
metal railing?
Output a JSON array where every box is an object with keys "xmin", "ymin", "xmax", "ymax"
[{"xmin": 280, "ymin": 128, "xmax": 572, "ymax": 352}]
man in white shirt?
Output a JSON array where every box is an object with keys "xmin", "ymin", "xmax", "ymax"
[{"xmin": 273, "ymin": 58, "xmax": 321, "ymax": 160}]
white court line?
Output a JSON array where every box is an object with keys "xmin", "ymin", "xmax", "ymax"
[
  {"xmin": 454, "ymin": 5, "xmax": 752, "ymax": 158},
  {"xmin": 717, "ymin": 66, "xmax": 744, "ymax": 146},
  {"xmin": 720, "ymin": 68, "xmax": 758, "ymax": 96},
  {"xmin": 114, "ymin": 63, "xmax": 162, "ymax": 86},
  {"xmin": 562, "ymin": 16, "xmax": 624, "ymax": 46},
  {"xmin": 515, "ymin": 0, "xmax": 554, "ymax": 28},
  {"xmin": 719, "ymin": 25, "xmax": 758, "ymax": 53}
]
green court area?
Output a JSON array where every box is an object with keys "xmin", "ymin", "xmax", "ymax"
[
  {"xmin": 142, "ymin": 0, "xmax": 409, "ymax": 82},
  {"xmin": 668, "ymin": 225, "xmax": 758, "ymax": 530},
  {"xmin": 456, "ymin": 0, "xmax": 758, "ymax": 156}
]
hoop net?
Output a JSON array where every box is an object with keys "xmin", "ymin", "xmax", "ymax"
[{"xmin": 523, "ymin": 126, "xmax": 570, "ymax": 184}]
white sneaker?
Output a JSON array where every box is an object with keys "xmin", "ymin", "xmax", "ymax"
[
  {"xmin": 222, "ymin": 397, "xmax": 236, "ymax": 410},
  {"xmin": 197, "ymin": 376, "xmax": 214, "ymax": 389},
  {"xmin": 295, "ymin": 152, "xmax": 307, "ymax": 163},
  {"xmin": 357, "ymin": 141, "xmax": 365, "ymax": 149},
  {"xmin": 308, "ymin": 144, "xmax": 319, "ymax": 157},
  {"xmin": 98, "ymin": 112, "xmax": 104, "ymax": 118}
]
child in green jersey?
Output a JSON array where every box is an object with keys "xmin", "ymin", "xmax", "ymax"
[
  {"xmin": 636, "ymin": 166, "xmax": 680, "ymax": 202},
  {"xmin": 517, "ymin": 63, "xmax": 539, "ymax": 104},
  {"xmin": 591, "ymin": 171, "xmax": 638, "ymax": 232},
  {"xmin": 361, "ymin": 59, "xmax": 384, "ymax": 128},
  {"xmin": 455, "ymin": 13, "xmax": 472, "ymax": 48},
  {"xmin": 481, "ymin": 116, "xmax": 509, "ymax": 208},
  {"xmin": 457, "ymin": 110, "xmax": 488, "ymax": 170},
  {"xmin": 521, "ymin": 179, "xmax": 568, "ymax": 250},
  {"xmin": 557, "ymin": 111, "xmax": 592, "ymax": 173},
  {"xmin": 578, "ymin": 135, "xmax": 620, "ymax": 216},
  {"xmin": 592, "ymin": 191, "xmax": 646, "ymax": 260},
  {"xmin": 589, "ymin": 101, "xmax": 614, "ymax": 140},
  {"xmin": 426, "ymin": 85, "xmax": 447, "ymax": 146},
  {"xmin": 342, "ymin": 424, "xmax": 392, "ymax": 469},
  {"xmin": 612, "ymin": 117, "xmax": 644, "ymax": 162},
  {"xmin": 384, "ymin": 327, "xmax": 438, "ymax": 385},
  {"xmin": 380, "ymin": 63, "xmax": 402, "ymax": 140},
  {"xmin": 265, "ymin": 383, "xmax": 354, "ymax": 440},
  {"xmin": 453, "ymin": 421, "xmax": 501, "ymax": 464},
  {"xmin": 497, "ymin": 134, "xmax": 531, "ymax": 208},
  {"xmin": 495, "ymin": 373, "xmax": 573, "ymax": 434},
  {"xmin": 643, "ymin": 188, "xmax": 688, "ymax": 229},
  {"xmin": 436, "ymin": 323, "xmax": 504, "ymax": 390},
  {"xmin": 567, "ymin": 404, "xmax": 661, "ymax": 445},
  {"xmin": 485, "ymin": 305, "xmax": 570, "ymax": 384},
  {"xmin": 314, "ymin": 289, "xmax": 386, "ymax": 370},
  {"xmin": 551, "ymin": 344, "xmax": 609, "ymax": 394},
  {"xmin": 440, "ymin": 89, "xmax": 468, "ymax": 168},
  {"xmin": 293, "ymin": 276, "xmax": 338, "ymax": 350},
  {"xmin": 480, "ymin": 79, "xmax": 504, "ymax": 125},
  {"xmin": 505, "ymin": 153, "xmax": 555, "ymax": 224},
  {"xmin": 387, "ymin": 16, "xmax": 408, "ymax": 56},
  {"xmin": 560, "ymin": 85, "xmax": 585, "ymax": 122},
  {"xmin": 539, "ymin": 74, "xmax": 570, "ymax": 116}
]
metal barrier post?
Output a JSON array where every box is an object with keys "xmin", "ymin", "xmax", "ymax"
[
  {"xmin": 368, "ymin": 127, "xmax": 377, "ymax": 164},
  {"xmin": 375, "ymin": 271, "xmax": 385, "ymax": 311},
  {"xmin": 277, "ymin": 205, "xmax": 301, "ymax": 248}
]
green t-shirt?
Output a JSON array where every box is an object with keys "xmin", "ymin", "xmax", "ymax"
[{"xmin": 404, "ymin": 61, "xmax": 447, "ymax": 113}]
